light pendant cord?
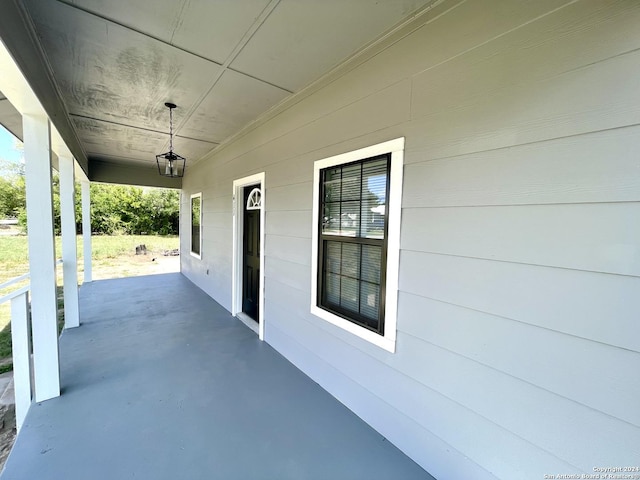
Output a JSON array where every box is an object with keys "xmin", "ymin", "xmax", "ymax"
[{"xmin": 169, "ymin": 106, "xmax": 174, "ymax": 155}]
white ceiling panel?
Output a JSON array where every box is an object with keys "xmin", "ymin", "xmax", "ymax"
[
  {"xmin": 72, "ymin": 116, "xmax": 167, "ymax": 162},
  {"xmin": 67, "ymin": 0, "xmax": 181, "ymax": 44},
  {"xmin": 73, "ymin": 116, "xmax": 216, "ymax": 165},
  {"xmin": 231, "ymin": 0, "xmax": 432, "ymax": 91},
  {"xmin": 173, "ymin": 136, "xmax": 219, "ymax": 161},
  {"xmin": 170, "ymin": 0, "xmax": 272, "ymax": 64},
  {"xmin": 180, "ymin": 70, "xmax": 290, "ymax": 143},
  {"xmin": 26, "ymin": 0, "xmax": 221, "ymax": 132},
  {"xmin": 69, "ymin": 0, "xmax": 272, "ymax": 65}
]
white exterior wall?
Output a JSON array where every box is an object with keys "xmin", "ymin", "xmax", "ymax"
[{"xmin": 181, "ymin": 1, "xmax": 640, "ymax": 478}]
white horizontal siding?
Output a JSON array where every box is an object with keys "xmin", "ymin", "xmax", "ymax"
[
  {"xmin": 401, "ymin": 202, "xmax": 640, "ymax": 276},
  {"xmin": 410, "ymin": 1, "xmax": 640, "ymax": 122},
  {"xmin": 265, "ymin": 210, "xmax": 311, "ymax": 239},
  {"xmin": 406, "ymin": 48, "xmax": 640, "ymax": 161},
  {"xmin": 398, "ymin": 292, "xmax": 640, "ymax": 427},
  {"xmin": 264, "ymin": 256, "xmax": 309, "ymax": 294},
  {"xmin": 400, "ymin": 250, "xmax": 640, "ymax": 352},
  {"xmin": 391, "ymin": 333, "xmax": 640, "ymax": 472},
  {"xmin": 402, "ymin": 126, "xmax": 640, "ymax": 207},
  {"xmin": 266, "ymin": 234, "xmax": 311, "ymax": 267},
  {"xmin": 181, "ymin": 1, "xmax": 640, "ymax": 477},
  {"xmin": 267, "ymin": 182, "xmax": 312, "ymax": 211}
]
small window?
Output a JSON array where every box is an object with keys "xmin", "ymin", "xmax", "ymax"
[
  {"xmin": 311, "ymin": 138, "xmax": 404, "ymax": 352},
  {"xmin": 246, "ymin": 187, "xmax": 262, "ymax": 210},
  {"xmin": 190, "ymin": 193, "xmax": 202, "ymax": 258}
]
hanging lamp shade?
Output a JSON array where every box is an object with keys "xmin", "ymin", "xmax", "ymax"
[{"xmin": 156, "ymin": 102, "xmax": 185, "ymax": 178}]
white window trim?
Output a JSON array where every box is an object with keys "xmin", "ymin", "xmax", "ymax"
[
  {"xmin": 190, "ymin": 192, "xmax": 202, "ymax": 259},
  {"xmin": 231, "ymin": 173, "xmax": 266, "ymax": 341},
  {"xmin": 310, "ymin": 137, "xmax": 404, "ymax": 353}
]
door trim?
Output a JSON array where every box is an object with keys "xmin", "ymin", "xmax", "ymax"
[{"xmin": 232, "ymin": 173, "xmax": 265, "ymax": 341}]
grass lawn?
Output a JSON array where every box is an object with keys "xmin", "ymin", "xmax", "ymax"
[{"xmin": 0, "ymin": 234, "xmax": 180, "ymax": 372}]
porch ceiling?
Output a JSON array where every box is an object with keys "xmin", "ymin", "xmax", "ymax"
[{"xmin": 0, "ymin": 0, "xmax": 433, "ymax": 187}]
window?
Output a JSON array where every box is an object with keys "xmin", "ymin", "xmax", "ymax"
[
  {"xmin": 190, "ymin": 193, "xmax": 202, "ymax": 258},
  {"xmin": 319, "ymin": 156, "xmax": 389, "ymax": 333},
  {"xmin": 311, "ymin": 138, "xmax": 404, "ymax": 352}
]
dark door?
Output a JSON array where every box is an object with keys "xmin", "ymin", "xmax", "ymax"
[{"xmin": 242, "ymin": 185, "xmax": 260, "ymax": 321}]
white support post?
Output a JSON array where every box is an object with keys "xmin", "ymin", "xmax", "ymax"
[
  {"xmin": 11, "ymin": 292, "xmax": 32, "ymax": 431},
  {"xmin": 23, "ymin": 113, "xmax": 60, "ymax": 402},
  {"xmin": 81, "ymin": 180, "xmax": 92, "ymax": 283},
  {"xmin": 59, "ymin": 154, "xmax": 79, "ymax": 328}
]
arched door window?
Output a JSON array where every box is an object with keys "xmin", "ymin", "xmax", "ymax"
[{"xmin": 246, "ymin": 187, "xmax": 262, "ymax": 210}]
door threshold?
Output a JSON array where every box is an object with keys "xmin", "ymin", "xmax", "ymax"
[{"xmin": 236, "ymin": 312, "xmax": 259, "ymax": 335}]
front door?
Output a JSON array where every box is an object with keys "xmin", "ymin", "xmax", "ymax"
[{"xmin": 242, "ymin": 185, "xmax": 261, "ymax": 321}]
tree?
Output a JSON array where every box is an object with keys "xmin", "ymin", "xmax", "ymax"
[
  {"xmin": 0, "ymin": 175, "xmax": 25, "ymax": 218},
  {"xmin": 84, "ymin": 183, "xmax": 179, "ymax": 235},
  {"xmin": 6, "ymin": 173, "xmax": 179, "ymax": 236},
  {"xmin": 0, "ymin": 157, "xmax": 24, "ymax": 178}
]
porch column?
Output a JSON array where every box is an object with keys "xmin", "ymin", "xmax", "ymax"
[
  {"xmin": 81, "ymin": 179, "xmax": 92, "ymax": 283},
  {"xmin": 23, "ymin": 113, "xmax": 60, "ymax": 402},
  {"xmin": 59, "ymin": 154, "xmax": 79, "ymax": 329}
]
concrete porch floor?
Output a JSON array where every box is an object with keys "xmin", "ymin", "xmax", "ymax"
[{"xmin": 1, "ymin": 273, "xmax": 433, "ymax": 479}]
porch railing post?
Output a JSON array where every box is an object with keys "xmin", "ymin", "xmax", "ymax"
[
  {"xmin": 59, "ymin": 154, "xmax": 80, "ymax": 328},
  {"xmin": 10, "ymin": 292, "xmax": 32, "ymax": 431},
  {"xmin": 81, "ymin": 179, "xmax": 92, "ymax": 283},
  {"xmin": 23, "ymin": 113, "xmax": 60, "ymax": 402}
]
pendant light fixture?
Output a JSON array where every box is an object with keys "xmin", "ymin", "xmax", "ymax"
[{"xmin": 156, "ymin": 102, "xmax": 185, "ymax": 178}]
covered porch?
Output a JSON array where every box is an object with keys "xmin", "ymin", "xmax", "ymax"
[{"xmin": 1, "ymin": 273, "xmax": 431, "ymax": 479}]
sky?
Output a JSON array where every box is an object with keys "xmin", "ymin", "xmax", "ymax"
[
  {"xmin": 0, "ymin": 126, "xmax": 23, "ymax": 161},
  {"xmin": 0, "ymin": 125, "xmax": 24, "ymax": 175}
]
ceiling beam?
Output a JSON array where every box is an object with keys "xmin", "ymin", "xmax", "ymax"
[
  {"xmin": 0, "ymin": 96, "xmax": 24, "ymax": 141},
  {"xmin": 90, "ymin": 159, "xmax": 181, "ymax": 189}
]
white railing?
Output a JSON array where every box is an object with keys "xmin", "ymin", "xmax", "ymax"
[{"xmin": 0, "ymin": 259, "xmax": 63, "ymax": 431}]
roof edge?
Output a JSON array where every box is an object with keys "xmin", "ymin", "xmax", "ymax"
[{"xmin": 0, "ymin": 0, "xmax": 89, "ymax": 176}]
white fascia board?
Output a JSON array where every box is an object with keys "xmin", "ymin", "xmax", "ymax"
[{"xmin": 0, "ymin": 40, "xmax": 46, "ymax": 116}]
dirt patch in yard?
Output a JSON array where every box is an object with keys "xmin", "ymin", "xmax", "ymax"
[
  {"xmin": 0, "ymin": 405, "xmax": 15, "ymax": 470},
  {"xmin": 89, "ymin": 252, "xmax": 179, "ymax": 281}
]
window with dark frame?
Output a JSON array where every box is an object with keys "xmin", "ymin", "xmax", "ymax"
[
  {"xmin": 191, "ymin": 194, "xmax": 201, "ymax": 256},
  {"xmin": 317, "ymin": 154, "xmax": 390, "ymax": 335}
]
